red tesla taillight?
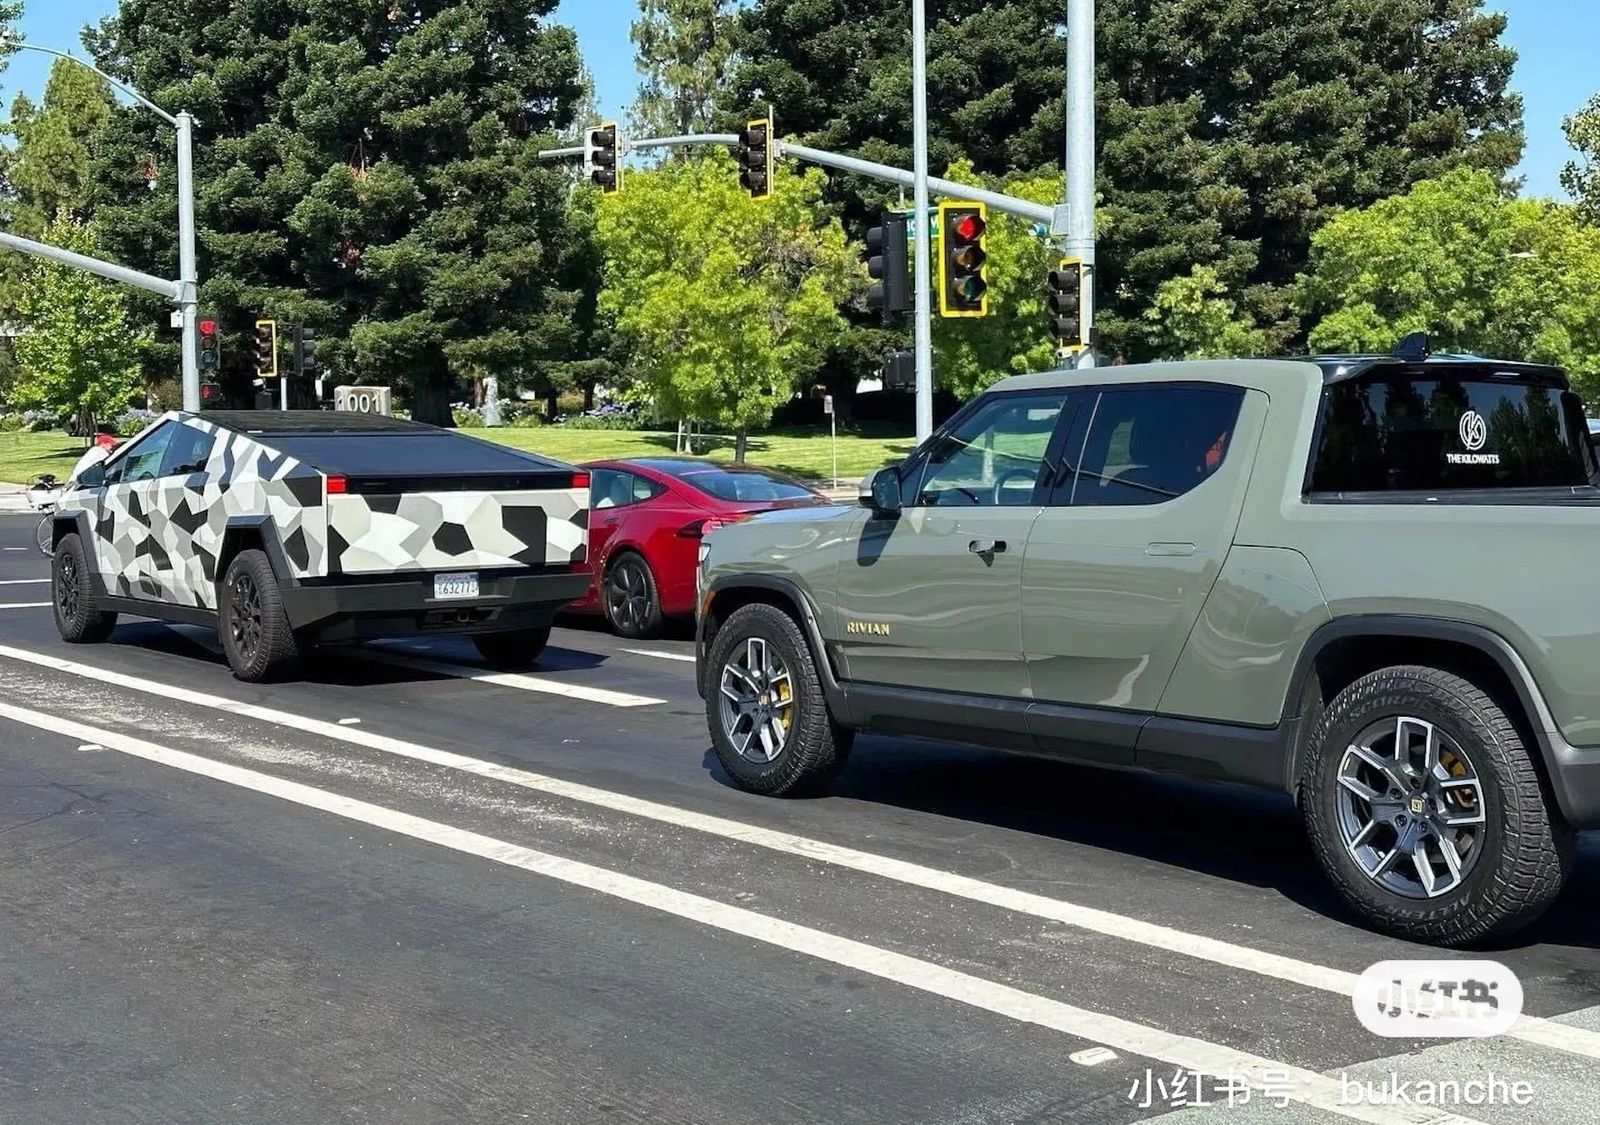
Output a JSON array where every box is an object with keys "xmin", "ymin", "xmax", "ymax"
[
  {"xmin": 678, "ymin": 514, "xmax": 749, "ymax": 539},
  {"xmin": 326, "ymin": 475, "xmax": 348, "ymax": 495}
]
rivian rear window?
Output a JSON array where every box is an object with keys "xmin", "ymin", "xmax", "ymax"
[{"xmin": 1309, "ymin": 378, "xmax": 1592, "ymax": 493}]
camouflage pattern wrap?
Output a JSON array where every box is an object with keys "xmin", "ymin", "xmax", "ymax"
[{"xmin": 327, "ymin": 488, "xmax": 588, "ymax": 574}]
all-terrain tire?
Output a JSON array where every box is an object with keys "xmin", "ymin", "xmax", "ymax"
[
  {"xmin": 472, "ymin": 625, "xmax": 552, "ymax": 670},
  {"xmin": 219, "ymin": 549, "xmax": 302, "ymax": 683},
  {"xmin": 1301, "ymin": 664, "xmax": 1574, "ymax": 946},
  {"xmin": 705, "ymin": 603, "xmax": 854, "ymax": 796},
  {"xmin": 51, "ymin": 533, "xmax": 117, "ymax": 643}
]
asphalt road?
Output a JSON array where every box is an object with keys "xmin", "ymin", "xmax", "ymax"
[{"xmin": 0, "ymin": 512, "xmax": 1597, "ymax": 1125}]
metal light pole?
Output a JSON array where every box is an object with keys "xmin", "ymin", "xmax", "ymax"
[
  {"xmin": 910, "ymin": 0, "xmax": 934, "ymax": 442},
  {"xmin": 1, "ymin": 42, "xmax": 200, "ymax": 408},
  {"xmin": 1064, "ymin": 0, "xmax": 1096, "ymax": 369}
]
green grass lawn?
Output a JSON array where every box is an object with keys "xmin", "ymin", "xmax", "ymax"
[{"xmin": 0, "ymin": 425, "xmax": 915, "ymax": 487}]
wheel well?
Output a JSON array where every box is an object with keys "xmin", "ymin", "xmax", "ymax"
[
  {"xmin": 701, "ymin": 586, "xmax": 804, "ymax": 657},
  {"xmin": 1290, "ymin": 632, "xmax": 1545, "ymax": 798},
  {"xmin": 216, "ymin": 526, "xmax": 264, "ymax": 585}
]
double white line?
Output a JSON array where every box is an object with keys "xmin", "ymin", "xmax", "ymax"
[{"xmin": 2, "ymin": 642, "xmax": 1593, "ymax": 1123}]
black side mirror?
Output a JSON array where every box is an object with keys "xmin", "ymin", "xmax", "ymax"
[
  {"xmin": 860, "ymin": 466, "xmax": 903, "ymax": 514},
  {"xmin": 77, "ymin": 462, "xmax": 107, "ymax": 489}
]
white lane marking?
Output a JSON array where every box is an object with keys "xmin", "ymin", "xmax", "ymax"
[
  {"xmin": 2, "ymin": 547, "xmax": 26, "ymax": 551},
  {"xmin": 0, "ymin": 602, "xmax": 50, "ymax": 610},
  {"xmin": 622, "ymin": 648, "xmax": 696, "ymax": 663},
  {"xmin": 1069, "ymin": 1047, "xmax": 1119, "ymax": 1067},
  {"xmin": 0, "ymin": 698, "xmax": 1489, "ymax": 1125},
  {"xmin": 1, "ymin": 642, "xmax": 1595, "ymax": 1065},
  {"xmin": 0, "ymin": 578, "xmax": 47, "ymax": 585},
  {"xmin": 354, "ymin": 649, "xmax": 665, "ymax": 708},
  {"xmin": 338, "ymin": 717, "xmax": 362, "ymax": 726}
]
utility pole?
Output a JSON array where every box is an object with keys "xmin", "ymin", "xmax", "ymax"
[
  {"xmin": 1064, "ymin": 0, "xmax": 1096, "ymax": 369},
  {"xmin": 910, "ymin": 0, "xmax": 934, "ymax": 442}
]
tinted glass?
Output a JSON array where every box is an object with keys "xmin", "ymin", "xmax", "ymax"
[
  {"xmin": 675, "ymin": 467, "xmax": 818, "ymax": 504},
  {"xmin": 591, "ymin": 469, "xmax": 632, "ymax": 510},
  {"xmin": 911, "ymin": 391, "xmax": 1066, "ymax": 507},
  {"xmin": 264, "ymin": 432, "xmax": 565, "ymax": 475},
  {"xmin": 1067, "ymin": 386, "xmax": 1245, "ymax": 507},
  {"xmin": 1310, "ymin": 379, "xmax": 1590, "ymax": 493},
  {"xmin": 632, "ymin": 474, "xmax": 665, "ymax": 503},
  {"xmin": 108, "ymin": 422, "xmax": 175, "ymax": 485},
  {"xmin": 161, "ymin": 422, "xmax": 216, "ymax": 477}
]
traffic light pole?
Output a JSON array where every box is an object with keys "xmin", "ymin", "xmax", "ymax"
[
  {"xmin": 177, "ymin": 112, "xmax": 201, "ymax": 411},
  {"xmin": 1063, "ymin": 0, "xmax": 1096, "ymax": 370},
  {"xmin": 910, "ymin": 0, "xmax": 934, "ymax": 443}
]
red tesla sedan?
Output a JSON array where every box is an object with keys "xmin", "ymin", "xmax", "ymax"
[{"xmin": 571, "ymin": 458, "xmax": 831, "ymax": 637}]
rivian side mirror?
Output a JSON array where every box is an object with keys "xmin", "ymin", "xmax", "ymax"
[
  {"xmin": 860, "ymin": 466, "xmax": 902, "ymax": 514},
  {"xmin": 77, "ymin": 462, "xmax": 107, "ymax": 489}
]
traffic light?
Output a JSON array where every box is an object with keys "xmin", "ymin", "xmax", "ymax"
[
  {"xmin": 938, "ymin": 202, "xmax": 988, "ymax": 317},
  {"xmin": 882, "ymin": 349, "xmax": 914, "ymax": 392},
  {"xmin": 295, "ymin": 327, "xmax": 317, "ymax": 374},
  {"xmin": 198, "ymin": 316, "xmax": 221, "ymax": 373},
  {"xmin": 199, "ymin": 380, "xmax": 223, "ymax": 408},
  {"xmin": 585, "ymin": 122, "xmax": 621, "ymax": 194},
  {"xmin": 865, "ymin": 212, "xmax": 910, "ymax": 314},
  {"xmin": 738, "ymin": 111, "xmax": 773, "ymax": 200},
  {"xmin": 254, "ymin": 319, "xmax": 278, "ymax": 379},
  {"xmin": 1047, "ymin": 259, "xmax": 1087, "ymax": 350}
]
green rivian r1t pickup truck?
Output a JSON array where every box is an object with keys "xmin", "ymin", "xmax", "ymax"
[{"xmin": 696, "ymin": 350, "xmax": 1600, "ymax": 946}]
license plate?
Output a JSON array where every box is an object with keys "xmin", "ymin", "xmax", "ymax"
[{"xmin": 433, "ymin": 571, "xmax": 479, "ymax": 600}]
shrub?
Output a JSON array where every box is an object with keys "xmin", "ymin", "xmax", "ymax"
[{"xmin": 0, "ymin": 414, "xmax": 22, "ymax": 433}]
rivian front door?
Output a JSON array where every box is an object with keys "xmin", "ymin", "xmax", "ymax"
[{"xmin": 835, "ymin": 389, "xmax": 1073, "ymax": 699}]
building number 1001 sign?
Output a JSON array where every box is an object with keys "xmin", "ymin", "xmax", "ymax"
[{"xmin": 334, "ymin": 386, "xmax": 392, "ymax": 416}]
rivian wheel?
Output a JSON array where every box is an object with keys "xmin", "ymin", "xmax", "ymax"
[
  {"xmin": 706, "ymin": 603, "xmax": 852, "ymax": 796},
  {"xmin": 1301, "ymin": 665, "xmax": 1574, "ymax": 946},
  {"xmin": 220, "ymin": 549, "xmax": 302, "ymax": 683}
]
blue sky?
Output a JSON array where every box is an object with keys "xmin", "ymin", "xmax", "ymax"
[{"xmin": 1, "ymin": 1, "xmax": 1592, "ymax": 199}]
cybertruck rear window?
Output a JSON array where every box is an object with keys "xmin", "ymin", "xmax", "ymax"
[{"xmin": 1308, "ymin": 377, "xmax": 1592, "ymax": 494}]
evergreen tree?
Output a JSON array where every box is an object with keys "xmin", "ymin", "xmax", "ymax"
[
  {"xmin": 85, "ymin": 0, "xmax": 585, "ymax": 423},
  {"xmin": 727, "ymin": 0, "xmax": 1522, "ymax": 362},
  {"xmin": 629, "ymin": 0, "xmax": 736, "ymax": 140}
]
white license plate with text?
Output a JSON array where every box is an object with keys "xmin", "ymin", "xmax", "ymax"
[{"xmin": 433, "ymin": 572, "xmax": 479, "ymax": 600}]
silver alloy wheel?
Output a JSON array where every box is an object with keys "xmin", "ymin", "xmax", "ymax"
[
  {"xmin": 1335, "ymin": 715, "xmax": 1486, "ymax": 899},
  {"xmin": 717, "ymin": 635, "xmax": 795, "ymax": 763}
]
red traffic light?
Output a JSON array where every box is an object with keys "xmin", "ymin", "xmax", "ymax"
[
  {"xmin": 199, "ymin": 318, "xmax": 217, "ymax": 336},
  {"xmin": 953, "ymin": 213, "xmax": 985, "ymax": 242}
]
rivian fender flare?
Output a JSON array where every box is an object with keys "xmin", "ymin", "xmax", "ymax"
[
  {"xmin": 1282, "ymin": 614, "xmax": 1590, "ymax": 826},
  {"xmin": 698, "ymin": 576, "xmax": 848, "ymax": 712}
]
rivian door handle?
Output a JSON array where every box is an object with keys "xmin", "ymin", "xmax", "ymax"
[{"xmin": 968, "ymin": 538, "xmax": 1007, "ymax": 556}]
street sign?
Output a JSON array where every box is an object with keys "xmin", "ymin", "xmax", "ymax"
[
  {"xmin": 823, "ymin": 394, "xmax": 834, "ymax": 416},
  {"xmin": 334, "ymin": 386, "xmax": 392, "ymax": 415}
]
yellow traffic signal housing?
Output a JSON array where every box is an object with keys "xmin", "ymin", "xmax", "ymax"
[
  {"xmin": 254, "ymin": 319, "xmax": 279, "ymax": 379},
  {"xmin": 739, "ymin": 111, "xmax": 774, "ymax": 200},
  {"xmin": 938, "ymin": 201, "xmax": 988, "ymax": 318},
  {"xmin": 1047, "ymin": 258, "xmax": 1088, "ymax": 350}
]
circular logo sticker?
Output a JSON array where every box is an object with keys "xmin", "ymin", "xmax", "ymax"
[{"xmin": 1459, "ymin": 410, "xmax": 1488, "ymax": 451}]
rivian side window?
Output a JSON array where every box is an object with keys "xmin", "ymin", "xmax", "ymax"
[
  {"xmin": 1061, "ymin": 385, "xmax": 1246, "ymax": 506},
  {"xmin": 1309, "ymin": 377, "xmax": 1592, "ymax": 493},
  {"xmin": 910, "ymin": 391, "xmax": 1068, "ymax": 507}
]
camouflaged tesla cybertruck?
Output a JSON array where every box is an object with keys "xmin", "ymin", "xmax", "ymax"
[{"xmin": 50, "ymin": 410, "xmax": 590, "ymax": 682}]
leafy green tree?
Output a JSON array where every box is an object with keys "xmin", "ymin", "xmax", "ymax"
[
  {"xmin": 728, "ymin": 0, "xmax": 1522, "ymax": 360},
  {"xmin": 11, "ymin": 217, "xmax": 149, "ymax": 430},
  {"xmin": 596, "ymin": 151, "xmax": 852, "ymax": 459},
  {"xmin": 629, "ymin": 0, "xmax": 736, "ymax": 140},
  {"xmin": 1562, "ymin": 93, "xmax": 1600, "ymax": 225},
  {"xmin": 1144, "ymin": 266, "xmax": 1268, "ymax": 360},
  {"xmin": 85, "ymin": 0, "xmax": 586, "ymax": 423},
  {"xmin": 0, "ymin": 58, "xmax": 116, "ymax": 318},
  {"xmin": 1299, "ymin": 169, "xmax": 1600, "ymax": 399}
]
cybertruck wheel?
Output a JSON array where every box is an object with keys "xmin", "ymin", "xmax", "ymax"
[
  {"xmin": 52, "ymin": 533, "xmax": 117, "ymax": 643},
  {"xmin": 220, "ymin": 549, "xmax": 302, "ymax": 683},
  {"xmin": 1301, "ymin": 665, "xmax": 1573, "ymax": 946},
  {"xmin": 472, "ymin": 625, "xmax": 552, "ymax": 670},
  {"xmin": 706, "ymin": 603, "xmax": 853, "ymax": 796}
]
